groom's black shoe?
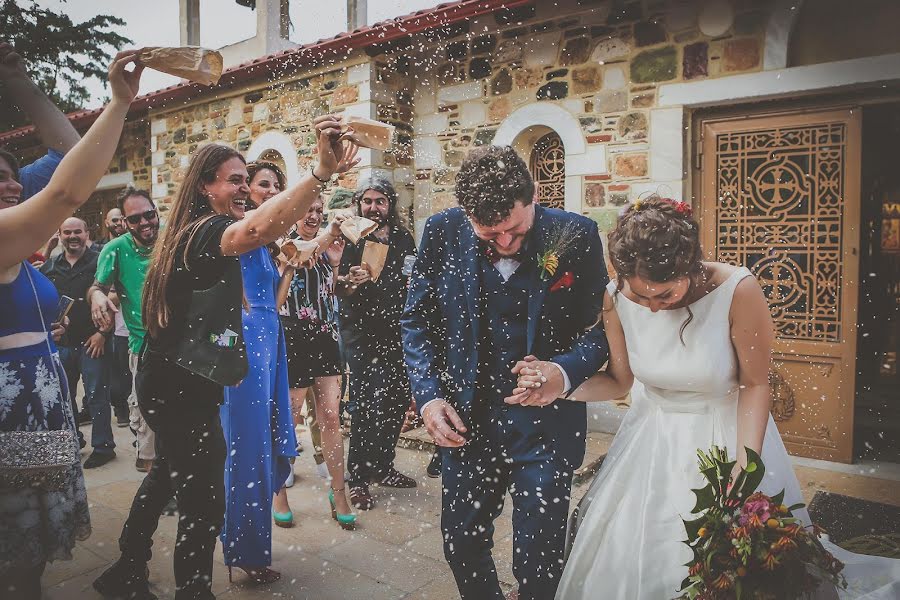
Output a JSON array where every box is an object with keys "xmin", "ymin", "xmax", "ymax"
[{"xmin": 426, "ymin": 451, "xmax": 442, "ymax": 478}]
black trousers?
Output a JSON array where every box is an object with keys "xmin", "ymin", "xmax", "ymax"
[
  {"xmin": 346, "ymin": 336, "xmax": 410, "ymax": 486},
  {"xmin": 108, "ymin": 334, "xmax": 132, "ymax": 419},
  {"xmin": 118, "ymin": 351, "xmax": 225, "ymax": 600}
]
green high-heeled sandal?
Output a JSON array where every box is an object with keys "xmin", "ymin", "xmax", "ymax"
[
  {"xmin": 272, "ymin": 508, "xmax": 294, "ymax": 528},
  {"xmin": 328, "ymin": 488, "xmax": 357, "ymax": 530}
]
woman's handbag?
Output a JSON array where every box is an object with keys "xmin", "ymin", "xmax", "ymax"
[
  {"xmin": 169, "ymin": 219, "xmax": 249, "ymax": 386},
  {"xmin": 0, "ymin": 430, "xmax": 79, "ymax": 491},
  {"xmin": 0, "ymin": 264, "xmax": 78, "ymax": 492}
]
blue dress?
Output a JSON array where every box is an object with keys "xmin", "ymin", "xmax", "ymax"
[
  {"xmin": 220, "ymin": 246, "xmax": 296, "ymax": 567},
  {"xmin": 0, "ymin": 261, "xmax": 91, "ymax": 572}
]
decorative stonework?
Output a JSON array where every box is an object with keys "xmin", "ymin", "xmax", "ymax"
[
  {"xmin": 614, "ymin": 154, "xmax": 648, "ymax": 178},
  {"xmin": 724, "ymin": 37, "xmax": 761, "ymax": 72},
  {"xmin": 631, "ymin": 46, "xmax": 678, "ymax": 83},
  {"xmin": 769, "ymin": 369, "xmax": 796, "ymax": 422}
]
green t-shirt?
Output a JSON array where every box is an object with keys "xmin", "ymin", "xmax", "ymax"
[{"xmin": 95, "ymin": 233, "xmax": 152, "ymax": 354}]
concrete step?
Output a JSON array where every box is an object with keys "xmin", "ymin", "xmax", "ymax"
[{"xmin": 398, "ymin": 426, "xmax": 615, "ymax": 485}]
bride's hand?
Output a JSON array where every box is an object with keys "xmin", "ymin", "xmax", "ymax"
[{"xmin": 506, "ymin": 356, "xmax": 563, "ymax": 407}]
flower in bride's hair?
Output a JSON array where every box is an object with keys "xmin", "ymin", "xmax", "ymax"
[{"xmin": 632, "ymin": 199, "xmax": 643, "ymax": 211}]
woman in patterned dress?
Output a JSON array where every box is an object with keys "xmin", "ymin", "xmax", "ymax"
[{"xmin": 0, "ymin": 48, "xmax": 143, "ymax": 598}]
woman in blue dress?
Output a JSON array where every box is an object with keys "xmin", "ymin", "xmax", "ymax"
[
  {"xmin": 0, "ymin": 46, "xmax": 143, "ymax": 598},
  {"xmin": 220, "ymin": 162, "xmax": 296, "ymax": 584}
]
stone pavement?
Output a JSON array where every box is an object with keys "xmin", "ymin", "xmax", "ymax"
[{"xmin": 44, "ymin": 421, "xmax": 900, "ymax": 599}]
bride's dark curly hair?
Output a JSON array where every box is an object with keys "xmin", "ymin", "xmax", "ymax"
[{"xmin": 607, "ymin": 195, "xmax": 704, "ymax": 341}]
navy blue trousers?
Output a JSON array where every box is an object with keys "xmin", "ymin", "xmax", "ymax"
[{"xmin": 441, "ymin": 404, "xmax": 575, "ymax": 600}]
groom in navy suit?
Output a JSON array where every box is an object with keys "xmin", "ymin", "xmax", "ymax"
[{"xmin": 402, "ymin": 146, "xmax": 609, "ymax": 599}]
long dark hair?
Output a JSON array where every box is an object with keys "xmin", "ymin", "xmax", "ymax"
[
  {"xmin": 351, "ymin": 175, "xmax": 406, "ymax": 233},
  {"xmin": 607, "ymin": 194, "xmax": 703, "ymax": 342},
  {"xmin": 143, "ymin": 144, "xmax": 245, "ymax": 338},
  {"xmin": 246, "ymin": 161, "xmax": 286, "ymax": 209},
  {"xmin": 0, "ymin": 148, "xmax": 20, "ymax": 181}
]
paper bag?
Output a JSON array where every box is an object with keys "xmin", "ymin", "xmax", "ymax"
[
  {"xmin": 340, "ymin": 215, "xmax": 378, "ymax": 244},
  {"xmin": 361, "ymin": 241, "xmax": 390, "ymax": 282},
  {"xmin": 138, "ymin": 46, "xmax": 224, "ymax": 86},
  {"xmin": 279, "ymin": 238, "xmax": 319, "ymax": 268},
  {"xmin": 339, "ymin": 116, "xmax": 395, "ymax": 151}
]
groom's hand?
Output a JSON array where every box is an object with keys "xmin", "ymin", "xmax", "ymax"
[
  {"xmin": 423, "ymin": 400, "xmax": 467, "ymax": 447},
  {"xmin": 505, "ymin": 356, "xmax": 564, "ymax": 407}
]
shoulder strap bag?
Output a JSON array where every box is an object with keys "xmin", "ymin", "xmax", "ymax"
[{"xmin": 168, "ymin": 217, "xmax": 249, "ymax": 387}]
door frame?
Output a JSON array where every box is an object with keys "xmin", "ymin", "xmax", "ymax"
[{"xmin": 691, "ymin": 104, "xmax": 862, "ymax": 462}]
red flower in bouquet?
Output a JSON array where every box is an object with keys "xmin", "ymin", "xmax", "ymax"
[
  {"xmin": 549, "ymin": 271, "xmax": 575, "ymax": 292},
  {"xmin": 739, "ymin": 492, "xmax": 774, "ymax": 527}
]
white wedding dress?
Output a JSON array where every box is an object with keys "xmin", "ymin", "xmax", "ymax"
[{"xmin": 556, "ymin": 268, "xmax": 900, "ymax": 599}]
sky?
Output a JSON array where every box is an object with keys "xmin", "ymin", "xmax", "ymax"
[{"xmin": 36, "ymin": 0, "xmax": 442, "ymax": 107}]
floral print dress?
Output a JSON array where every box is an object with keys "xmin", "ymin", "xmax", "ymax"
[{"xmin": 0, "ymin": 262, "xmax": 91, "ymax": 573}]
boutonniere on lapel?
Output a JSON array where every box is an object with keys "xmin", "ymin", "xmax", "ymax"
[
  {"xmin": 535, "ymin": 222, "xmax": 578, "ymax": 281},
  {"xmin": 549, "ymin": 271, "xmax": 575, "ymax": 293}
]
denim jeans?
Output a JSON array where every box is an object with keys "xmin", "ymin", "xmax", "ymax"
[{"xmin": 58, "ymin": 339, "xmax": 115, "ymax": 454}]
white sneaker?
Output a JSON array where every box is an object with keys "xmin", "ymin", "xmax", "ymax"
[
  {"xmin": 284, "ymin": 469, "xmax": 295, "ymax": 488},
  {"xmin": 315, "ymin": 462, "xmax": 329, "ymax": 480}
]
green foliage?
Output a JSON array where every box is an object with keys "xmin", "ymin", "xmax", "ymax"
[{"xmin": 0, "ymin": 0, "xmax": 131, "ymax": 129}]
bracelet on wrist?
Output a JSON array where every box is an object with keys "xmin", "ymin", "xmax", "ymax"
[{"xmin": 310, "ymin": 166, "xmax": 330, "ymax": 184}]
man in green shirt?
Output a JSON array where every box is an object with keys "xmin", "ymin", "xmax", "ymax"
[{"xmin": 89, "ymin": 187, "xmax": 159, "ymax": 472}]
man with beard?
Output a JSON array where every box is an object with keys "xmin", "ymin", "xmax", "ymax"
[
  {"xmin": 338, "ymin": 176, "xmax": 418, "ymax": 510},
  {"xmin": 88, "ymin": 187, "xmax": 160, "ymax": 472},
  {"xmin": 94, "ymin": 207, "xmax": 127, "ymax": 248},
  {"xmin": 41, "ymin": 216, "xmax": 117, "ymax": 468}
]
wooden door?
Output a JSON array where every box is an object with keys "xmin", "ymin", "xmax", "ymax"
[
  {"xmin": 76, "ymin": 187, "xmax": 121, "ymax": 242},
  {"xmin": 698, "ymin": 109, "xmax": 861, "ymax": 463}
]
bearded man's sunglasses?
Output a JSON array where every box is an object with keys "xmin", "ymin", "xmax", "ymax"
[{"xmin": 125, "ymin": 209, "xmax": 158, "ymax": 225}]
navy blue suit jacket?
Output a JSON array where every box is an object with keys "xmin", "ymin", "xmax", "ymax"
[{"xmin": 401, "ymin": 205, "xmax": 609, "ymax": 464}]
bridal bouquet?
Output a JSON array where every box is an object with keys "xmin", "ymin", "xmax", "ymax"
[{"xmin": 677, "ymin": 446, "xmax": 846, "ymax": 600}]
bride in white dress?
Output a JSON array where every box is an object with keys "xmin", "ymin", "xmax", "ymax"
[{"xmin": 514, "ymin": 196, "xmax": 900, "ymax": 599}]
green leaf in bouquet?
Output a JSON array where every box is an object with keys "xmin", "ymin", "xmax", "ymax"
[
  {"xmin": 728, "ymin": 448, "xmax": 766, "ymax": 501},
  {"xmin": 691, "ymin": 483, "xmax": 716, "ymax": 513},
  {"xmin": 788, "ymin": 502, "xmax": 805, "ymax": 512},
  {"xmin": 700, "ymin": 464, "xmax": 720, "ymax": 490},
  {"xmin": 742, "ymin": 447, "xmax": 766, "ymax": 491},
  {"xmin": 683, "ymin": 515, "xmax": 706, "ymax": 541},
  {"xmin": 771, "ymin": 490, "xmax": 785, "ymax": 507},
  {"xmin": 715, "ymin": 459, "xmax": 736, "ymax": 496}
]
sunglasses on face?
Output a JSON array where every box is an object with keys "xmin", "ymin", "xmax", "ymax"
[{"xmin": 125, "ymin": 209, "xmax": 158, "ymax": 225}]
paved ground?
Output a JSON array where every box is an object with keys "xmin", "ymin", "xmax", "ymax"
[{"xmin": 44, "ymin": 421, "xmax": 900, "ymax": 599}]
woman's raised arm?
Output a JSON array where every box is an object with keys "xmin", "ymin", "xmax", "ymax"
[
  {"xmin": 0, "ymin": 50, "xmax": 143, "ymax": 270},
  {"xmin": 219, "ymin": 115, "xmax": 351, "ymax": 257}
]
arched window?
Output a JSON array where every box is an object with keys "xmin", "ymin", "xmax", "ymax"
[
  {"xmin": 256, "ymin": 149, "xmax": 288, "ymax": 178},
  {"xmin": 529, "ymin": 132, "xmax": 565, "ymax": 209}
]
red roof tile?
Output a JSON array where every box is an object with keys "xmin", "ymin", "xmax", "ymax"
[{"xmin": 1, "ymin": 0, "xmax": 530, "ymax": 146}]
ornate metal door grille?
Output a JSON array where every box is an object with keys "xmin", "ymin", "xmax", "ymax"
[
  {"xmin": 716, "ymin": 123, "xmax": 846, "ymax": 342},
  {"xmin": 530, "ymin": 132, "xmax": 565, "ymax": 209}
]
